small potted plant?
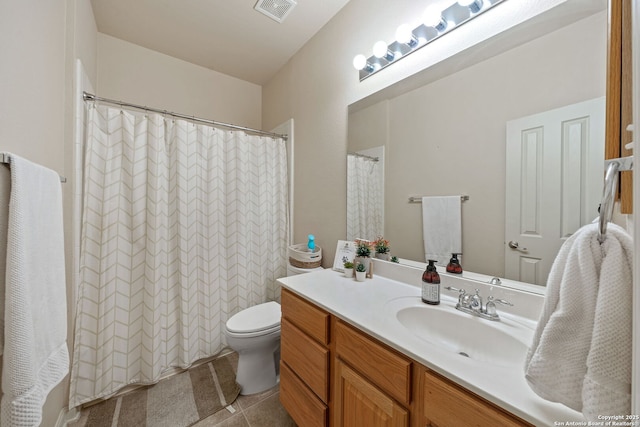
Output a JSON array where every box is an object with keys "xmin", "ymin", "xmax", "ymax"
[
  {"xmin": 354, "ymin": 239, "xmax": 373, "ymax": 272},
  {"xmin": 391, "ymin": 256, "xmax": 399, "ymax": 263},
  {"xmin": 343, "ymin": 257, "xmax": 354, "ymax": 278},
  {"xmin": 373, "ymin": 236, "xmax": 391, "ymax": 261},
  {"xmin": 355, "ymin": 262, "xmax": 367, "ymax": 282}
]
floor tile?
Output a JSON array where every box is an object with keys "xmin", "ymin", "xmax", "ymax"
[{"xmin": 243, "ymin": 393, "xmax": 295, "ymax": 427}]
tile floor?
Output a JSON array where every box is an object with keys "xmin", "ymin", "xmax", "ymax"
[
  {"xmin": 192, "ymin": 383, "xmax": 295, "ymax": 427},
  {"xmin": 71, "ymin": 351, "xmax": 296, "ymax": 427},
  {"xmin": 196, "ymin": 351, "xmax": 296, "ymax": 427}
]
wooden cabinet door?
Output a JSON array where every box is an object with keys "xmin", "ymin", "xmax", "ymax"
[
  {"xmin": 423, "ymin": 370, "xmax": 532, "ymax": 427},
  {"xmin": 334, "ymin": 359, "xmax": 408, "ymax": 427}
]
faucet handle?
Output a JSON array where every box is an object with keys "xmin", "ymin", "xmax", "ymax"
[
  {"xmin": 484, "ymin": 296, "xmax": 513, "ymax": 319},
  {"xmin": 444, "ymin": 286, "xmax": 465, "ymax": 294},
  {"xmin": 487, "ymin": 296, "xmax": 513, "ymax": 306}
]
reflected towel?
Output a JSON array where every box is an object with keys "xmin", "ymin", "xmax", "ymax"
[
  {"xmin": 1, "ymin": 153, "xmax": 69, "ymax": 427},
  {"xmin": 422, "ymin": 196, "xmax": 461, "ymax": 266},
  {"xmin": 524, "ymin": 222, "xmax": 632, "ymax": 420}
]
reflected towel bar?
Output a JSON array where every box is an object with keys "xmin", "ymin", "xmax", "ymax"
[
  {"xmin": 1, "ymin": 153, "xmax": 67, "ymax": 183},
  {"xmin": 598, "ymin": 156, "xmax": 633, "ymax": 243},
  {"xmin": 409, "ymin": 195, "xmax": 469, "ymax": 203}
]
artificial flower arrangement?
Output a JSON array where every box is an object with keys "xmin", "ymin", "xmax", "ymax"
[
  {"xmin": 355, "ymin": 239, "xmax": 373, "ymax": 258},
  {"xmin": 373, "ymin": 236, "xmax": 390, "ymax": 255},
  {"xmin": 373, "ymin": 236, "xmax": 391, "ymax": 260}
]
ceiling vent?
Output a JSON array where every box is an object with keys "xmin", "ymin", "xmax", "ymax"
[{"xmin": 254, "ymin": 0, "xmax": 297, "ymax": 23}]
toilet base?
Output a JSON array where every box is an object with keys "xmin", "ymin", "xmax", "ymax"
[{"xmin": 236, "ymin": 342, "xmax": 281, "ymax": 395}]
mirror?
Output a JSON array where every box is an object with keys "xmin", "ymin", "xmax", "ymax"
[{"xmin": 347, "ymin": 3, "xmax": 607, "ymax": 289}]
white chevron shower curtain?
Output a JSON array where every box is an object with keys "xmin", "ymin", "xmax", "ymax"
[
  {"xmin": 69, "ymin": 104, "xmax": 288, "ymax": 407},
  {"xmin": 346, "ymin": 154, "xmax": 383, "ymax": 241}
]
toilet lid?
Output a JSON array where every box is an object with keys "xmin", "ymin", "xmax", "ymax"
[{"xmin": 226, "ymin": 301, "xmax": 281, "ymax": 334}]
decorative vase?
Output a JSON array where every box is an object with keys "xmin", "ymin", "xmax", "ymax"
[
  {"xmin": 344, "ymin": 267, "xmax": 354, "ymax": 278},
  {"xmin": 375, "ymin": 252, "xmax": 391, "ymax": 261},
  {"xmin": 354, "ymin": 256, "xmax": 371, "ymax": 272},
  {"xmin": 355, "ymin": 270, "xmax": 366, "ymax": 282}
]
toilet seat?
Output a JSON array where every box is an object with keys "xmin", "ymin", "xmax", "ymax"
[{"xmin": 226, "ymin": 301, "xmax": 281, "ymax": 336}]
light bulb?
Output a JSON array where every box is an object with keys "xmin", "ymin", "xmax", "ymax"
[
  {"xmin": 423, "ymin": 5, "xmax": 447, "ymax": 32},
  {"xmin": 353, "ymin": 54, "xmax": 367, "ymax": 71},
  {"xmin": 395, "ymin": 24, "xmax": 417, "ymax": 47},
  {"xmin": 373, "ymin": 41, "xmax": 388, "ymax": 58}
]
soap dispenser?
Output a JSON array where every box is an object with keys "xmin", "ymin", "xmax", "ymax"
[
  {"xmin": 446, "ymin": 253, "xmax": 463, "ymax": 274},
  {"xmin": 421, "ymin": 260, "xmax": 441, "ymax": 305}
]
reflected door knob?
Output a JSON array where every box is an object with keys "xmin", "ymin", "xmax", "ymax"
[{"xmin": 508, "ymin": 241, "xmax": 527, "ymax": 252}]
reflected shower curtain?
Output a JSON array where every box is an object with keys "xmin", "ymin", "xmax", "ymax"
[
  {"xmin": 69, "ymin": 104, "xmax": 288, "ymax": 407},
  {"xmin": 346, "ymin": 154, "xmax": 383, "ymax": 241}
]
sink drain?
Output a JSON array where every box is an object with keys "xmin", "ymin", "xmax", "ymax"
[{"xmin": 458, "ymin": 351, "xmax": 470, "ymax": 358}]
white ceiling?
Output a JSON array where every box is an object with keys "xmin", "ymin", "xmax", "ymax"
[{"xmin": 91, "ymin": 0, "xmax": 351, "ymax": 85}]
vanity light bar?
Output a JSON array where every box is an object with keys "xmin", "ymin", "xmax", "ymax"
[{"xmin": 353, "ymin": 0, "xmax": 507, "ymax": 81}]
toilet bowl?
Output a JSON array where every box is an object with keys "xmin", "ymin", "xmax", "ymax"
[{"xmin": 224, "ymin": 301, "xmax": 281, "ymax": 395}]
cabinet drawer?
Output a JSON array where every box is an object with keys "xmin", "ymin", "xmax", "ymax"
[
  {"xmin": 281, "ymin": 317, "xmax": 330, "ymax": 402},
  {"xmin": 282, "ymin": 288, "xmax": 330, "ymax": 345},
  {"xmin": 280, "ymin": 361, "xmax": 328, "ymax": 427},
  {"xmin": 423, "ymin": 370, "xmax": 533, "ymax": 427},
  {"xmin": 335, "ymin": 320, "xmax": 412, "ymax": 405}
]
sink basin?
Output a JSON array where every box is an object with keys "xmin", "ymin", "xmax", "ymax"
[{"xmin": 388, "ymin": 298, "xmax": 532, "ymax": 367}]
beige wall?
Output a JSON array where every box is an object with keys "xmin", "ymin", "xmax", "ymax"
[
  {"xmin": 97, "ymin": 34, "xmax": 262, "ymax": 129},
  {"xmin": 349, "ymin": 11, "xmax": 606, "ymax": 276},
  {"xmin": 262, "ymin": 0, "xmax": 595, "ymax": 266}
]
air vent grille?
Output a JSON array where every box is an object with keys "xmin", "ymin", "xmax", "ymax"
[{"xmin": 254, "ymin": 0, "xmax": 297, "ymax": 23}]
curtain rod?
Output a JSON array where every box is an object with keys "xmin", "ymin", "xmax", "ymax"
[
  {"xmin": 348, "ymin": 152, "xmax": 379, "ymax": 162},
  {"xmin": 82, "ymin": 92, "xmax": 288, "ymax": 140}
]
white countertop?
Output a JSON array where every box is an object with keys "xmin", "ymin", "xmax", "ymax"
[{"xmin": 277, "ymin": 266, "xmax": 585, "ymax": 427}]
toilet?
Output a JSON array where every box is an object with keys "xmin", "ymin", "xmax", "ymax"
[
  {"xmin": 224, "ymin": 301, "xmax": 282, "ymax": 395},
  {"xmin": 225, "ymin": 261, "xmax": 322, "ymax": 395}
]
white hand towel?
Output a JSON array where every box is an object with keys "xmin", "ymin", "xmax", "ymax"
[
  {"xmin": 422, "ymin": 196, "xmax": 461, "ymax": 266},
  {"xmin": 524, "ymin": 222, "xmax": 632, "ymax": 420},
  {"xmin": 1, "ymin": 153, "xmax": 69, "ymax": 427}
]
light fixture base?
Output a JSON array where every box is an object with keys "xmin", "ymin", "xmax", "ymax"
[{"xmin": 254, "ymin": 0, "xmax": 297, "ymax": 23}]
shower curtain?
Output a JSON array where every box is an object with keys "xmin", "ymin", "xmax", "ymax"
[
  {"xmin": 69, "ymin": 104, "xmax": 288, "ymax": 407},
  {"xmin": 346, "ymin": 154, "xmax": 383, "ymax": 241}
]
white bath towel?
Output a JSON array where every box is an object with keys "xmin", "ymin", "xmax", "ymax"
[
  {"xmin": 422, "ymin": 196, "xmax": 461, "ymax": 266},
  {"xmin": 524, "ymin": 222, "xmax": 632, "ymax": 420},
  {"xmin": 1, "ymin": 154, "xmax": 69, "ymax": 427}
]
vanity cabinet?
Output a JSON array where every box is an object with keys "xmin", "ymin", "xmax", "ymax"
[
  {"xmin": 280, "ymin": 288, "xmax": 330, "ymax": 426},
  {"xmin": 334, "ymin": 358, "xmax": 408, "ymax": 427},
  {"xmin": 422, "ymin": 370, "xmax": 533, "ymax": 427},
  {"xmin": 334, "ymin": 320, "xmax": 411, "ymax": 427},
  {"xmin": 280, "ymin": 288, "xmax": 533, "ymax": 427}
]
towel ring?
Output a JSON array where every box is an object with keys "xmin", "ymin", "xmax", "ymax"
[
  {"xmin": 598, "ymin": 156, "xmax": 633, "ymax": 244},
  {"xmin": 598, "ymin": 161, "xmax": 619, "ymax": 243}
]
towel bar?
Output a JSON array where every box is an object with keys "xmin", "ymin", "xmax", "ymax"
[
  {"xmin": 0, "ymin": 153, "xmax": 66, "ymax": 183},
  {"xmin": 409, "ymin": 195, "xmax": 469, "ymax": 203}
]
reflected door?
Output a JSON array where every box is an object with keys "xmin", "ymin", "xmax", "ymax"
[{"xmin": 505, "ymin": 98, "xmax": 605, "ymax": 286}]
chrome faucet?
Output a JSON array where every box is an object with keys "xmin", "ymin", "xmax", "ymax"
[
  {"xmin": 469, "ymin": 289, "xmax": 483, "ymax": 313},
  {"xmin": 444, "ymin": 287, "xmax": 513, "ymax": 321}
]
